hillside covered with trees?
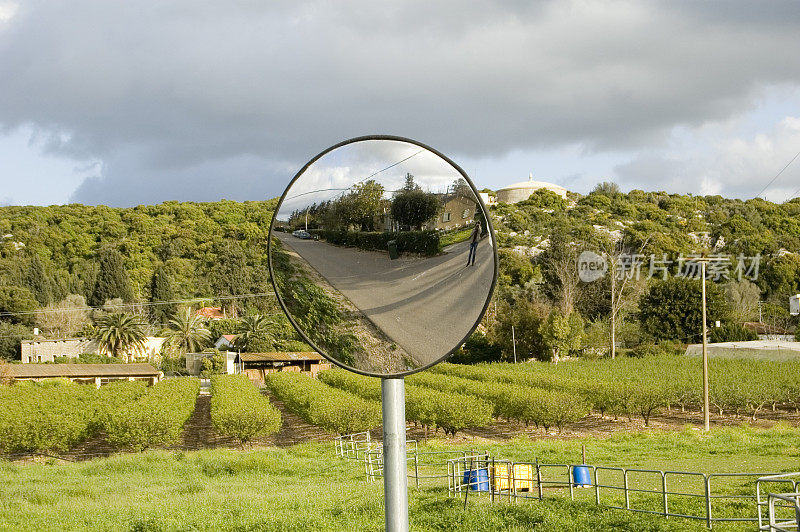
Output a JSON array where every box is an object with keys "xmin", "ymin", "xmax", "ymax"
[{"xmin": 0, "ymin": 187, "xmax": 798, "ymax": 362}]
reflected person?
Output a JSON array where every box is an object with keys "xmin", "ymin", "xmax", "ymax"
[{"xmin": 466, "ymin": 222, "xmax": 480, "ymax": 266}]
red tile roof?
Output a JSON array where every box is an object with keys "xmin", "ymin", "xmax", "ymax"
[{"xmin": 195, "ymin": 307, "xmax": 225, "ymax": 320}]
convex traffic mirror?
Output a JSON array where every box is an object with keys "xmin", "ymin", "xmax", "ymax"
[{"xmin": 268, "ymin": 136, "xmax": 497, "ymax": 377}]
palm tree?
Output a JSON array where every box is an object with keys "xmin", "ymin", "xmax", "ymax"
[
  {"xmin": 163, "ymin": 307, "xmax": 211, "ymax": 354},
  {"xmin": 93, "ymin": 312, "xmax": 147, "ymax": 362},
  {"xmin": 234, "ymin": 314, "xmax": 277, "ymax": 352}
]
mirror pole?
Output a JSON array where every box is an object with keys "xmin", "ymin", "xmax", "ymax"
[{"xmin": 381, "ymin": 377, "xmax": 408, "ymax": 532}]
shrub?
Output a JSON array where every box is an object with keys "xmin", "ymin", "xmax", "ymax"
[
  {"xmin": 210, "ymin": 375, "xmax": 281, "ymax": 444},
  {"xmin": 264, "ymin": 372, "xmax": 380, "ymax": 434},
  {"xmin": 310, "ymin": 229, "xmax": 440, "ymax": 256},
  {"xmin": 320, "ymin": 369, "xmax": 492, "ymax": 436},
  {"xmin": 0, "ymin": 384, "xmax": 97, "ymax": 453},
  {"xmin": 103, "ymin": 378, "xmax": 199, "ymax": 451}
]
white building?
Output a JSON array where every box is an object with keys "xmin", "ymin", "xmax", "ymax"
[
  {"xmin": 496, "ymin": 174, "xmax": 567, "ymax": 204},
  {"xmin": 21, "ymin": 336, "xmax": 167, "ymax": 363}
]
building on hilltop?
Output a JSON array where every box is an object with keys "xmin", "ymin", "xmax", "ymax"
[{"xmin": 496, "ymin": 174, "xmax": 567, "ymax": 204}]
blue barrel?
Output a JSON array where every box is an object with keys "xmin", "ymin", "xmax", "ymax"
[
  {"xmin": 463, "ymin": 468, "xmax": 489, "ymax": 491},
  {"xmin": 573, "ymin": 465, "xmax": 592, "ymax": 487}
]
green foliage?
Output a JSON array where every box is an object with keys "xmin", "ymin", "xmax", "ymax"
[
  {"xmin": 93, "ymin": 312, "xmax": 147, "ymax": 360},
  {"xmin": 639, "ymin": 277, "xmax": 729, "ymax": 342},
  {"xmin": 210, "ymin": 241, "xmax": 268, "ymax": 317},
  {"xmin": 234, "ymin": 314, "xmax": 277, "ymax": 352},
  {"xmin": 391, "ymin": 189, "xmax": 441, "ymax": 230},
  {"xmin": 518, "ymin": 188, "xmax": 568, "ymax": 210},
  {"xmin": 489, "ymin": 296, "xmax": 549, "ymax": 361},
  {"xmin": 149, "ymin": 264, "xmax": 176, "ymax": 324},
  {"xmin": 275, "ymin": 276, "xmax": 358, "ymax": 365},
  {"xmin": 0, "ymin": 384, "xmax": 98, "ymax": 453},
  {"xmin": 0, "ymin": 285, "xmax": 39, "ymax": 326},
  {"xmin": 200, "ymin": 354, "xmax": 226, "ymax": 378},
  {"xmin": 319, "ymin": 368, "xmax": 492, "ymax": 436},
  {"xmin": 89, "ymin": 248, "xmax": 133, "ymax": 306},
  {"xmin": 160, "ymin": 354, "xmax": 188, "ymax": 376},
  {"xmin": 206, "ymin": 318, "xmax": 239, "ymax": 341},
  {"xmin": 210, "ymin": 375, "xmax": 281, "ymax": 444},
  {"xmin": 0, "ymin": 321, "xmax": 34, "ymax": 360},
  {"xmin": 497, "ymin": 249, "xmax": 535, "ymax": 287},
  {"xmin": 24, "ymin": 255, "xmax": 52, "ymax": 306},
  {"xmin": 449, "ymin": 330, "xmax": 502, "ymax": 364},
  {"xmin": 710, "ymin": 322, "xmax": 759, "ymax": 343},
  {"xmin": 312, "ymin": 228, "xmax": 440, "ymax": 256},
  {"xmin": 102, "ymin": 378, "xmax": 199, "ymax": 451},
  {"xmin": 163, "ymin": 307, "xmax": 211, "ymax": 354},
  {"xmin": 264, "ymin": 371, "xmax": 381, "ymax": 434},
  {"xmin": 540, "ymin": 310, "xmax": 584, "ymax": 362},
  {"xmin": 53, "ymin": 353, "xmax": 123, "ymax": 364}
]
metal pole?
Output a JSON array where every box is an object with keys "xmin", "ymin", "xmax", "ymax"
[
  {"xmin": 382, "ymin": 377, "xmax": 409, "ymax": 532},
  {"xmin": 512, "ymin": 325, "xmax": 517, "ymax": 363},
  {"xmin": 701, "ymin": 261, "xmax": 710, "ymax": 432}
]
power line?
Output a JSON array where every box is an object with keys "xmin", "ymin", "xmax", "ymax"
[
  {"xmin": 785, "ymin": 182, "xmax": 800, "ymax": 203},
  {"xmin": 284, "ymin": 149, "xmax": 425, "ymax": 203},
  {"xmin": 754, "ymin": 146, "xmax": 800, "ymax": 199}
]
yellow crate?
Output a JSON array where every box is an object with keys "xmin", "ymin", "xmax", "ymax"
[{"xmin": 493, "ymin": 463, "xmax": 535, "ymax": 492}]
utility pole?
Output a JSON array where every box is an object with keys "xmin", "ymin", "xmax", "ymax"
[
  {"xmin": 512, "ymin": 325, "xmax": 517, "ymax": 364},
  {"xmin": 701, "ymin": 260, "xmax": 710, "ymax": 432}
]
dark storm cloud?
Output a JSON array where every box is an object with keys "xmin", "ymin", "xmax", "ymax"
[{"xmin": 1, "ymin": 0, "xmax": 799, "ymax": 205}]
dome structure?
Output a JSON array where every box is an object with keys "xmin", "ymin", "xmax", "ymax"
[{"xmin": 496, "ymin": 174, "xmax": 567, "ymax": 204}]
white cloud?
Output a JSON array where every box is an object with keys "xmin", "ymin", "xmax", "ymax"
[{"xmin": 615, "ymin": 114, "xmax": 800, "ymax": 201}]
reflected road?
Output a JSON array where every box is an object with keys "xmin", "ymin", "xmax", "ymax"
[{"xmin": 275, "ymin": 231, "xmax": 493, "ymax": 367}]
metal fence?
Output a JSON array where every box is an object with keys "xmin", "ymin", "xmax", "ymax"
[
  {"xmin": 757, "ymin": 473, "xmax": 800, "ymax": 531},
  {"xmin": 332, "ymin": 433, "xmax": 799, "ymax": 529},
  {"xmin": 446, "ymin": 454, "xmax": 793, "ymax": 529}
]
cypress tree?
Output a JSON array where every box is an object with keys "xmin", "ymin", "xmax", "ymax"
[
  {"xmin": 25, "ymin": 255, "xmax": 52, "ymax": 306},
  {"xmin": 90, "ymin": 248, "xmax": 133, "ymax": 307},
  {"xmin": 150, "ymin": 264, "xmax": 176, "ymax": 325}
]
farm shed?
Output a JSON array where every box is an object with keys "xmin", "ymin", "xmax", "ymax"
[
  {"xmin": 5, "ymin": 363, "xmax": 162, "ymax": 387},
  {"xmin": 236, "ymin": 352, "xmax": 331, "ymax": 385},
  {"xmin": 685, "ymin": 340, "xmax": 800, "ymax": 361}
]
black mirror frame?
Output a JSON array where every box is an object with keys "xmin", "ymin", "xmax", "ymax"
[{"xmin": 267, "ymin": 134, "xmax": 499, "ymax": 378}]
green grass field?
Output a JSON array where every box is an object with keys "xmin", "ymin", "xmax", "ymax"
[{"xmin": 1, "ymin": 426, "xmax": 797, "ymax": 531}]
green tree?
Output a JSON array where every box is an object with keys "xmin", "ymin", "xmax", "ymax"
[
  {"xmin": 210, "ymin": 242, "xmax": 265, "ymax": 317},
  {"xmin": 0, "ymin": 285, "xmax": 39, "ymax": 326},
  {"xmin": 235, "ymin": 314, "xmax": 277, "ymax": 352},
  {"xmin": 497, "ymin": 249, "xmax": 536, "ymax": 288},
  {"xmin": 200, "ymin": 354, "xmax": 226, "ymax": 378},
  {"xmin": 0, "ymin": 321, "xmax": 34, "ymax": 360},
  {"xmin": 93, "ymin": 312, "xmax": 146, "ymax": 361},
  {"xmin": 390, "ymin": 189, "xmax": 441, "ymax": 230},
  {"xmin": 489, "ymin": 297, "xmax": 549, "ymax": 361},
  {"xmin": 723, "ymin": 279, "xmax": 761, "ymax": 324},
  {"xmin": 540, "ymin": 310, "xmax": 584, "ymax": 363},
  {"xmin": 639, "ymin": 277, "xmax": 729, "ymax": 342},
  {"xmin": 163, "ymin": 307, "xmax": 211, "ymax": 354},
  {"xmin": 90, "ymin": 249, "xmax": 133, "ymax": 307},
  {"xmin": 25, "ymin": 255, "xmax": 52, "ymax": 306},
  {"xmin": 149, "ymin": 263, "xmax": 176, "ymax": 325},
  {"xmin": 334, "ymin": 180, "xmax": 386, "ymax": 231}
]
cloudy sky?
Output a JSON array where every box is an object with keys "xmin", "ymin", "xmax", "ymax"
[{"xmin": 1, "ymin": 0, "xmax": 799, "ymax": 207}]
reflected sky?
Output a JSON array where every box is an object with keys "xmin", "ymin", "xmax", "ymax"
[{"xmin": 276, "ymin": 139, "xmax": 466, "ymax": 221}]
